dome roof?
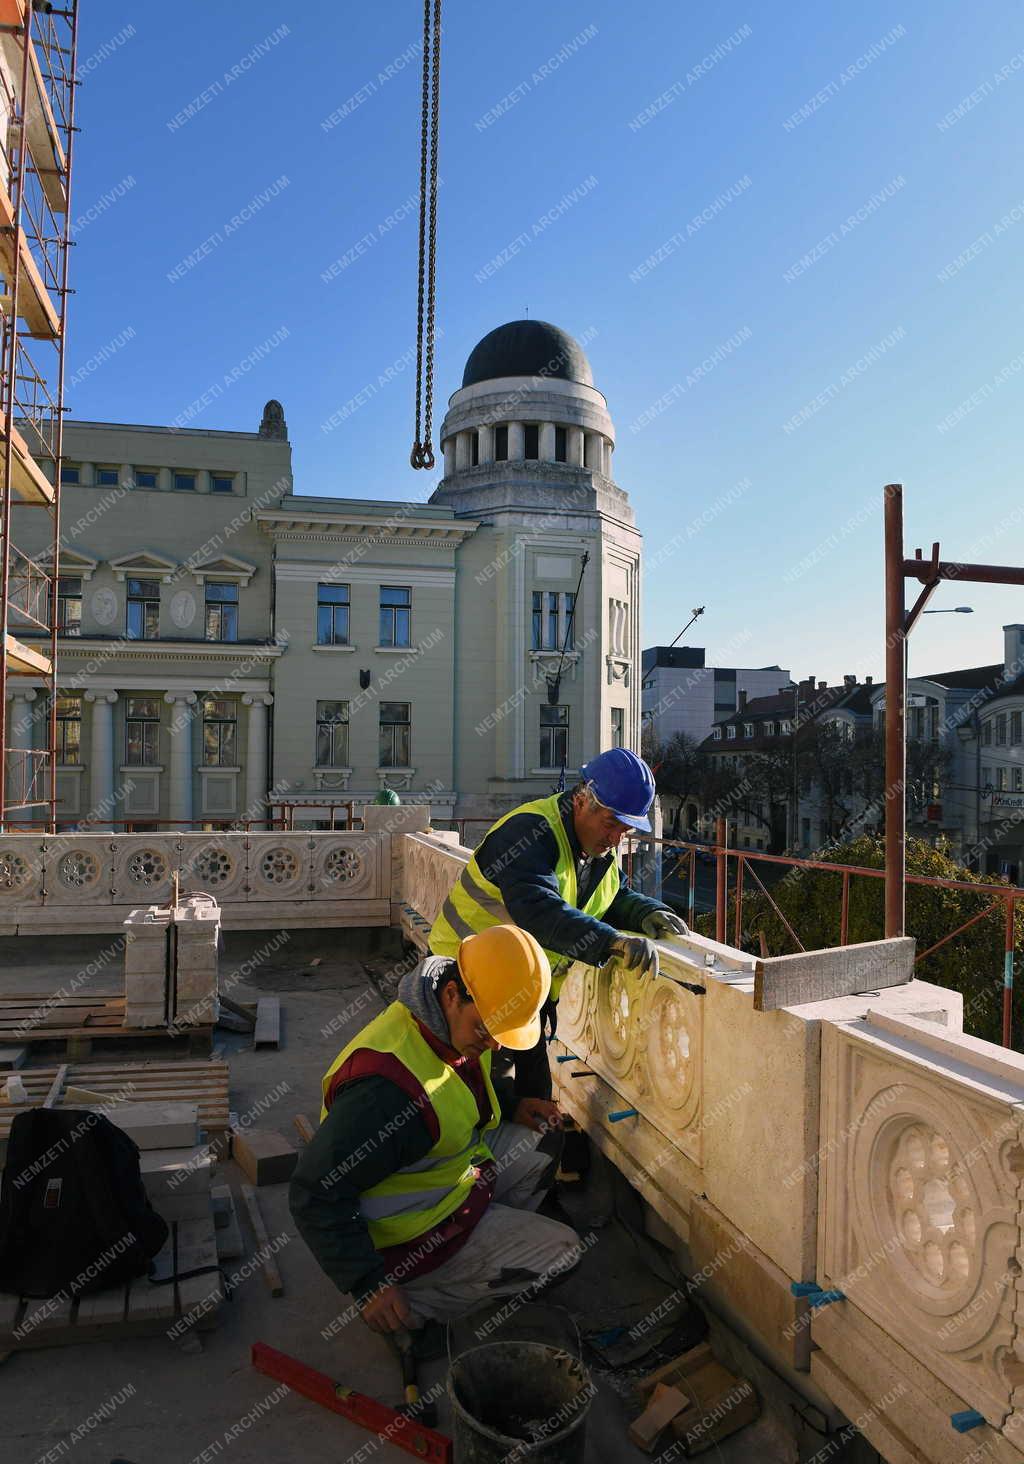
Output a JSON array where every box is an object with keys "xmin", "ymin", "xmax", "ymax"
[{"xmin": 462, "ymin": 320, "xmax": 594, "ymax": 389}]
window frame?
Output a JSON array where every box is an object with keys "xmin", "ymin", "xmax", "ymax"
[
  {"xmin": 610, "ymin": 706, "xmax": 624, "ymax": 749},
  {"xmin": 316, "ymin": 582, "xmax": 351, "ymax": 646},
  {"xmin": 205, "ymin": 581, "xmax": 239, "ymax": 642},
  {"xmin": 539, "ymin": 703, "xmax": 569, "ymax": 769},
  {"xmin": 57, "ymin": 575, "xmax": 82, "ymax": 635},
  {"xmin": 133, "ymin": 468, "xmax": 158, "ymax": 489},
  {"xmin": 59, "ymin": 462, "xmax": 80, "ymax": 485},
  {"xmin": 55, "ymin": 692, "xmax": 81, "ymax": 765},
  {"xmin": 315, "ymin": 699, "xmax": 350, "ymax": 768},
  {"xmin": 126, "ymin": 578, "xmax": 160, "ymax": 640},
  {"xmin": 95, "ymin": 466, "xmax": 119, "ymax": 487},
  {"xmin": 124, "ymin": 695, "xmax": 162, "ymax": 767},
  {"xmin": 202, "ymin": 696, "xmax": 237, "ymax": 768},
  {"xmin": 379, "ymin": 586, "xmax": 411, "ymax": 649},
  {"xmin": 172, "ymin": 471, "xmax": 197, "ymax": 493},
  {"xmin": 209, "ymin": 474, "xmax": 235, "ymax": 494},
  {"xmin": 378, "ymin": 701, "xmax": 411, "ymax": 768}
]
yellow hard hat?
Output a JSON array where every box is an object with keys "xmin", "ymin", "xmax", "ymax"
[{"xmin": 456, "ymin": 925, "xmax": 551, "ymax": 1051}]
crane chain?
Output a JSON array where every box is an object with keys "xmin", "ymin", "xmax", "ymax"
[{"xmin": 411, "ymin": 0, "xmax": 441, "ymax": 470}]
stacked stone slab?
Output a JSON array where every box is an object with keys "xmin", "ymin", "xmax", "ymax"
[
  {"xmin": 172, "ymin": 896, "xmax": 220, "ymax": 1029},
  {"xmin": 123, "ymin": 905, "xmax": 171, "ymax": 1027}
]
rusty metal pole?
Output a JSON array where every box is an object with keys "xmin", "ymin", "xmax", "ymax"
[
  {"xmin": 1004, "ymin": 895, "xmax": 1015, "ymax": 1048},
  {"xmin": 734, "ymin": 855, "xmax": 744, "ymax": 947},
  {"xmin": 884, "ymin": 485, "xmax": 907, "ymax": 938},
  {"xmin": 715, "ymin": 815, "xmax": 727, "ymax": 944}
]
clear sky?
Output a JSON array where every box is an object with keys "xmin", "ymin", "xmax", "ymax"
[{"xmin": 68, "ymin": 1, "xmax": 1024, "ymax": 684}]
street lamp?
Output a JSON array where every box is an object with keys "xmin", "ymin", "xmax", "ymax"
[{"xmin": 923, "ymin": 606, "xmax": 974, "ymax": 614}]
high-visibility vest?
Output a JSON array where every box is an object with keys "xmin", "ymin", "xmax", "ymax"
[
  {"xmin": 429, "ymin": 794, "xmax": 620, "ymax": 1000},
  {"xmin": 320, "ymin": 1002, "xmax": 500, "ymax": 1250}
]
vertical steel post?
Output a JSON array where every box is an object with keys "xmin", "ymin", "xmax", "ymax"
[
  {"xmin": 884, "ymin": 484, "xmax": 907, "ymax": 937},
  {"xmin": 734, "ymin": 855, "xmax": 744, "ymax": 948},
  {"xmin": 715, "ymin": 815, "xmax": 727, "ymax": 945},
  {"xmin": 1004, "ymin": 895, "xmax": 1015, "ymax": 1049},
  {"xmin": 840, "ymin": 868, "xmax": 850, "ymax": 946},
  {"xmin": 687, "ymin": 846, "xmax": 696, "ymax": 929}
]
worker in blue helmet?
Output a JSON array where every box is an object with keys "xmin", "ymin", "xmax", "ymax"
[{"xmin": 429, "ymin": 748, "xmax": 688, "ymax": 1102}]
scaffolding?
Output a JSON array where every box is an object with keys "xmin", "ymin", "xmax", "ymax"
[{"xmin": 0, "ymin": 0, "xmax": 78, "ymax": 831}]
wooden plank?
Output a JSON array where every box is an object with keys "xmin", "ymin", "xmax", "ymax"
[
  {"xmin": 752, "ymin": 936, "xmax": 915, "ymax": 1012},
  {"xmin": 629, "ymin": 1382, "xmax": 689, "ymax": 1452},
  {"xmin": 293, "ymin": 1113, "xmax": 316, "ymax": 1144},
  {"xmin": 218, "ymin": 994, "xmax": 256, "ymax": 1027},
  {"xmin": 239, "ymin": 1183, "xmax": 283, "ymax": 1297},
  {"xmin": 211, "ymin": 1185, "xmax": 244, "ymax": 1262},
  {"xmin": 637, "ymin": 1341, "xmax": 714, "ymax": 1398},
  {"xmin": 175, "ymin": 1217, "xmax": 223, "ymax": 1329},
  {"xmin": 253, "ymin": 997, "xmax": 281, "ymax": 1048},
  {"xmin": 41, "ymin": 1064, "xmax": 67, "ymax": 1107}
]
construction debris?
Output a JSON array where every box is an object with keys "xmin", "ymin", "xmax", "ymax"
[{"xmin": 232, "ymin": 1127, "xmax": 298, "ymax": 1187}]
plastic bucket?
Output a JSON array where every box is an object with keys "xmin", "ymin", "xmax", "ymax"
[{"xmin": 447, "ymin": 1338, "xmax": 593, "ymax": 1463}]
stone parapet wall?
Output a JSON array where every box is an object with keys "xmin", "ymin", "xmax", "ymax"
[{"xmin": 400, "ymin": 829, "xmax": 1024, "ymax": 1464}]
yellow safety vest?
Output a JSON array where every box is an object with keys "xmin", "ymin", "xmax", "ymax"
[
  {"xmin": 429, "ymin": 794, "xmax": 620, "ymax": 1000},
  {"xmin": 320, "ymin": 1002, "xmax": 500, "ymax": 1250}
]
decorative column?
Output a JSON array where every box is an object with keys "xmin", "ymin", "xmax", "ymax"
[
  {"xmin": 507, "ymin": 421, "xmax": 525, "ymax": 460},
  {"xmin": 539, "ymin": 422, "xmax": 556, "ymax": 461},
  {"xmin": 584, "ymin": 431, "xmax": 603, "ymax": 470},
  {"xmin": 477, "ymin": 423, "xmax": 493, "ymax": 463},
  {"xmin": 242, "ymin": 694, "xmax": 273, "ymax": 827},
  {"xmin": 455, "ymin": 431, "xmax": 472, "ymax": 470},
  {"xmin": 443, "ymin": 437, "xmax": 456, "ymax": 476},
  {"xmin": 567, "ymin": 426, "xmax": 585, "ymax": 466},
  {"xmin": 5, "ymin": 688, "xmax": 36, "ymax": 815},
  {"xmin": 84, "ymin": 691, "xmax": 117, "ymax": 829},
  {"xmin": 164, "ymin": 692, "xmax": 197, "ymax": 830},
  {"xmin": 603, "ymin": 440, "xmax": 614, "ymax": 477}
]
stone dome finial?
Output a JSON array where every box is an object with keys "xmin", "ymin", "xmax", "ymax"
[
  {"xmin": 259, "ymin": 399, "xmax": 287, "ymax": 440},
  {"xmin": 462, "ymin": 321, "xmax": 593, "ymax": 389}
]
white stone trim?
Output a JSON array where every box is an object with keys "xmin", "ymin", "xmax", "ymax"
[
  {"xmin": 274, "ymin": 563, "xmax": 455, "ymax": 587},
  {"xmin": 54, "ymin": 640, "xmax": 284, "ymax": 663},
  {"xmin": 119, "ymin": 763, "xmax": 165, "ymax": 774},
  {"xmin": 197, "ymin": 764, "xmax": 241, "ymax": 774},
  {"xmin": 376, "ymin": 767, "xmax": 416, "ymax": 790},
  {"xmin": 189, "ymin": 554, "xmax": 257, "ymax": 586},
  {"xmin": 108, "ymin": 551, "xmax": 179, "ymax": 583},
  {"xmin": 311, "ymin": 643, "xmax": 357, "ymax": 654},
  {"xmin": 374, "ymin": 645, "xmax": 417, "ymax": 655}
]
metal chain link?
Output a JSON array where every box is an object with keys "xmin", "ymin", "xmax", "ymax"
[{"xmin": 411, "ymin": 0, "xmax": 441, "ymax": 470}]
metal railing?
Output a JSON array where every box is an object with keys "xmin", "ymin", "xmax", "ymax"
[{"xmin": 625, "ymin": 822, "xmax": 1023, "ymax": 1046}]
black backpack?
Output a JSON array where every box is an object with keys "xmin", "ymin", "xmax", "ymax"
[{"xmin": 0, "ymin": 1108, "xmax": 169, "ymax": 1299}]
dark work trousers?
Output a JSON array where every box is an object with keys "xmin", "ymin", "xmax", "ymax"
[{"xmin": 505, "ymin": 997, "xmax": 557, "ymax": 1100}]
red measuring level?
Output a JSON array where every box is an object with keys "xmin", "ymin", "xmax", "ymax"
[{"xmin": 251, "ymin": 1341, "xmax": 452, "ymax": 1463}]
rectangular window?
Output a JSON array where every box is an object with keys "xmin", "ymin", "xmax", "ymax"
[
  {"xmin": 530, "ymin": 590, "xmax": 573, "ymax": 651},
  {"xmin": 494, "ymin": 424, "xmax": 508, "ymax": 461},
  {"xmin": 611, "ymin": 707, "xmax": 624, "ymax": 749},
  {"xmin": 983, "ymin": 720, "xmax": 993, "ymax": 746},
  {"xmin": 1012, "ymin": 711, "xmax": 1022, "ymax": 744},
  {"xmin": 781, "ymin": 720, "xmax": 792, "ymax": 734},
  {"xmin": 996, "ymin": 767, "xmax": 1007, "ymax": 791},
  {"xmin": 202, "ymin": 697, "xmax": 237, "ymax": 767},
  {"xmin": 1013, "ymin": 767, "xmax": 1023, "ymax": 792},
  {"xmin": 317, "ymin": 583, "xmax": 350, "ymax": 645},
  {"xmin": 726, "ymin": 725, "xmax": 736, "ymax": 739},
  {"xmin": 125, "ymin": 696, "xmax": 161, "ymax": 766},
  {"xmin": 744, "ymin": 722, "xmax": 754, "ymax": 738},
  {"xmin": 55, "ymin": 693, "xmax": 81, "ymax": 765},
  {"xmin": 60, "ymin": 463, "xmax": 80, "ymax": 484},
  {"xmin": 379, "ymin": 586, "xmax": 411, "ymax": 648},
  {"xmin": 524, "ymin": 423, "xmax": 539, "ymax": 460},
  {"xmin": 997, "ymin": 713, "xmax": 1007, "ymax": 745},
  {"xmin": 379, "ymin": 701, "xmax": 410, "ymax": 767},
  {"xmin": 540, "ymin": 704, "xmax": 569, "ymax": 768},
  {"xmin": 470, "ymin": 432, "xmax": 479, "ymax": 467},
  {"xmin": 134, "ymin": 468, "xmax": 158, "ymax": 489},
  {"xmin": 173, "ymin": 472, "xmax": 196, "ymax": 492},
  {"xmin": 95, "ymin": 467, "xmax": 119, "ymax": 487},
  {"xmin": 766, "ymin": 721, "xmax": 775, "ymax": 736},
  {"xmin": 126, "ymin": 578, "xmax": 160, "ymax": 639},
  {"xmin": 929, "ymin": 705, "xmax": 940, "ymax": 741},
  {"xmin": 554, "ymin": 425, "xmax": 567, "ymax": 462},
  {"xmin": 316, "ymin": 700, "xmax": 349, "ymax": 767},
  {"xmin": 205, "ymin": 582, "xmax": 238, "ymax": 642},
  {"xmin": 57, "ymin": 576, "xmax": 82, "ymax": 635},
  {"xmin": 210, "ymin": 475, "xmax": 235, "ymax": 494}
]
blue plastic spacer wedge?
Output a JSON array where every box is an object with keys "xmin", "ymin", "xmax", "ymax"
[
  {"xmin": 555, "ymin": 1054, "xmax": 576, "ymax": 1063},
  {"xmin": 790, "ymin": 1281, "xmax": 845, "ymax": 1308},
  {"xmin": 951, "ymin": 1410, "xmax": 986, "ymax": 1433},
  {"xmin": 608, "ymin": 1108, "xmax": 638, "ymax": 1122}
]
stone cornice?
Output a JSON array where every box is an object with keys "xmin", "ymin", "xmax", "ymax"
[
  {"xmin": 51, "ymin": 638, "xmax": 285, "ymax": 663},
  {"xmin": 255, "ymin": 509, "xmax": 479, "ymax": 545}
]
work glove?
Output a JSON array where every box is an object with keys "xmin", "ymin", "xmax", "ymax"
[
  {"xmin": 641, "ymin": 909, "xmax": 690, "ymax": 939},
  {"xmin": 608, "ymin": 934, "xmax": 659, "ymax": 980}
]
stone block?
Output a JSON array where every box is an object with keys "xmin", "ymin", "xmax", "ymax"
[
  {"xmin": 99, "ymin": 1102, "xmax": 199, "ymax": 1149},
  {"xmin": 687, "ymin": 1194, "xmax": 811, "ymax": 1371},
  {"xmin": 141, "ymin": 1145, "xmax": 212, "ymax": 1202},
  {"xmin": 232, "ymin": 1127, "xmax": 298, "ymax": 1186}
]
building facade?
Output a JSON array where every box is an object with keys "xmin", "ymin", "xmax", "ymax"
[
  {"xmin": 641, "ymin": 645, "xmax": 791, "ymax": 748},
  {"xmin": 7, "ymin": 321, "xmax": 642, "ymax": 834}
]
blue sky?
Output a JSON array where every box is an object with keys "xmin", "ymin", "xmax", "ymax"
[{"xmin": 69, "ymin": 1, "xmax": 1024, "ymax": 682}]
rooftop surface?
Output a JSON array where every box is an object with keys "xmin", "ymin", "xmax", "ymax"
[{"xmin": 1, "ymin": 931, "xmax": 793, "ymax": 1464}]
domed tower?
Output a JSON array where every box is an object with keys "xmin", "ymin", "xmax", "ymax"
[{"xmin": 435, "ymin": 321, "xmax": 642, "ymax": 824}]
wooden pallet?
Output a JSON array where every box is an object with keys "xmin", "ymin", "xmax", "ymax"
[
  {"xmin": 0, "ymin": 1216, "xmax": 224, "ymax": 1354},
  {"xmin": 0, "ymin": 995, "xmax": 213, "ymax": 1057},
  {"xmin": 0, "ymin": 1059, "xmax": 230, "ymax": 1153}
]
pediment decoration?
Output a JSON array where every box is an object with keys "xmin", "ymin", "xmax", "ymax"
[
  {"xmin": 189, "ymin": 554, "xmax": 257, "ymax": 587},
  {"xmin": 108, "ymin": 551, "xmax": 178, "ymax": 583}
]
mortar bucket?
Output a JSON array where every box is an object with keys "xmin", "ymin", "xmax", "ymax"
[{"xmin": 447, "ymin": 1304, "xmax": 593, "ymax": 1463}]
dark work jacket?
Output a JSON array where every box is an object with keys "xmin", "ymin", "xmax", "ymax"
[{"xmin": 474, "ymin": 792, "xmax": 669, "ymax": 969}]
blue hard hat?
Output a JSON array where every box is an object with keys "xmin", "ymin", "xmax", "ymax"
[{"xmin": 579, "ymin": 749, "xmax": 656, "ymax": 832}]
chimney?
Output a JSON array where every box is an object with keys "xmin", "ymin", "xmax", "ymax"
[
  {"xmin": 818, "ymin": 680, "xmax": 827, "ymax": 691},
  {"xmin": 738, "ymin": 689, "xmax": 748, "ymax": 711},
  {"xmin": 865, "ymin": 675, "xmax": 873, "ymax": 685},
  {"xmin": 1005, "ymin": 624, "xmax": 1024, "ymax": 678},
  {"xmin": 844, "ymin": 674, "xmax": 856, "ymax": 688}
]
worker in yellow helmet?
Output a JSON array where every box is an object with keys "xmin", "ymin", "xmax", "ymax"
[{"xmin": 289, "ymin": 925, "xmax": 579, "ymax": 1338}]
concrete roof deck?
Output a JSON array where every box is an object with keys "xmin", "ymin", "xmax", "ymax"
[{"xmin": 0, "ymin": 929, "xmax": 793, "ymax": 1463}]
